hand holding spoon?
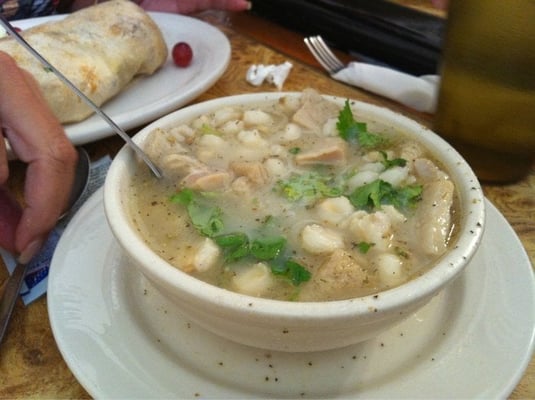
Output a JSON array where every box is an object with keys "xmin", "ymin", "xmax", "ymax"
[{"xmin": 0, "ymin": 147, "xmax": 90, "ymax": 346}]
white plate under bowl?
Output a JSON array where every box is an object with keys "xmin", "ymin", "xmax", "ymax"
[
  {"xmin": 48, "ymin": 189, "xmax": 535, "ymax": 399},
  {"xmin": 7, "ymin": 12, "xmax": 230, "ymax": 147}
]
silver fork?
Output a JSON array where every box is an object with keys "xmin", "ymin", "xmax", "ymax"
[
  {"xmin": 304, "ymin": 35, "xmax": 345, "ymax": 74},
  {"xmin": 304, "ymin": 35, "xmax": 439, "ymax": 113}
]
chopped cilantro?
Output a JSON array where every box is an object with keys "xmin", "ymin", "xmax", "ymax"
[
  {"xmin": 348, "ymin": 179, "xmax": 422, "ymax": 211},
  {"xmin": 171, "ymin": 190, "xmax": 309, "ymax": 285},
  {"xmin": 170, "ymin": 187, "xmax": 194, "ymax": 205},
  {"xmin": 392, "ymin": 185, "xmax": 424, "ymax": 209},
  {"xmin": 278, "ymin": 172, "xmax": 343, "ymax": 202},
  {"xmin": 200, "ymin": 124, "xmax": 221, "ymax": 136},
  {"xmin": 337, "ymin": 100, "xmax": 384, "ymax": 148},
  {"xmin": 356, "ymin": 241, "xmax": 374, "ymax": 254},
  {"xmin": 348, "ymin": 180, "xmax": 387, "ymax": 210},
  {"xmin": 379, "ymin": 151, "xmax": 407, "ymax": 170},
  {"xmin": 170, "ymin": 189, "xmax": 223, "ymax": 237},
  {"xmin": 214, "ymin": 232, "xmax": 250, "ymax": 261},
  {"xmin": 289, "ymin": 147, "xmax": 301, "ymax": 154},
  {"xmin": 251, "ymin": 236, "xmax": 286, "ymax": 260},
  {"xmin": 271, "ymin": 259, "xmax": 311, "ymax": 286}
]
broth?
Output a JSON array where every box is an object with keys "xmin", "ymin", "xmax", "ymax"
[{"xmin": 128, "ymin": 90, "xmax": 458, "ymax": 301}]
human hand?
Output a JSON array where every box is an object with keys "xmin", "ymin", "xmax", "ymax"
[
  {"xmin": 137, "ymin": 0, "xmax": 251, "ymax": 14},
  {"xmin": 431, "ymin": 0, "xmax": 448, "ymax": 9},
  {"xmin": 0, "ymin": 51, "xmax": 77, "ymax": 263}
]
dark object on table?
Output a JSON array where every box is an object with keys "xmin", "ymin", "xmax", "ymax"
[{"xmin": 250, "ymin": 0, "xmax": 445, "ymax": 75}]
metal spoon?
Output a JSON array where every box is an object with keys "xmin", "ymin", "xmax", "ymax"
[
  {"xmin": 0, "ymin": 147, "xmax": 91, "ymax": 346},
  {"xmin": 0, "ymin": 15, "xmax": 163, "ymax": 179}
]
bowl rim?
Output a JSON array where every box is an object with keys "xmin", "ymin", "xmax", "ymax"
[{"xmin": 104, "ymin": 91, "xmax": 486, "ymax": 319}]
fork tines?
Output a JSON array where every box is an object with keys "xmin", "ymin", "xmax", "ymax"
[{"xmin": 304, "ymin": 35, "xmax": 345, "ymax": 74}]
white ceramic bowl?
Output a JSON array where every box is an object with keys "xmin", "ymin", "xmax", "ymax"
[{"xmin": 104, "ymin": 92, "xmax": 485, "ymax": 352}]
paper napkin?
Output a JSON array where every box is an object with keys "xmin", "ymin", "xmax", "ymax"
[{"xmin": 332, "ymin": 62, "xmax": 439, "ymax": 113}]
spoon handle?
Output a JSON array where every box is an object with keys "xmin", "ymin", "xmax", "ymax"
[
  {"xmin": 0, "ymin": 262, "xmax": 27, "ymax": 346},
  {"xmin": 0, "ymin": 15, "xmax": 163, "ymax": 179}
]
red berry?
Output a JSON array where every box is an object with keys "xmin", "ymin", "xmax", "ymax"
[{"xmin": 172, "ymin": 42, "xmax": 193, "ymax": 67}]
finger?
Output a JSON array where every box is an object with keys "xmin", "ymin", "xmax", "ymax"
[
  {"xmin": 13, "ymin": 109, "xmax": 77, "ymax": 259},
  {"xmin": 0, "ymin": 51, "xmax": 63, "ymax": 156},
  {"xmin": 0, "ymin": 51, "xmax": 77, "ymax": 259},
  {"xmin": 16, "ymin": 136, "xmax": 77, "ymax": 262},
  {"xmin": 207, "ymin": 0, "xmax": 251, "ymax": 11},
  {"xmin": 139, "ymin": 0, "xmax": 250, "ymax": 14},
  {"xmin": 431, "ymin": 0, "xmax": 448, "ymax": 9}
]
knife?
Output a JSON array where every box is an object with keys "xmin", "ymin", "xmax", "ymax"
[
  {"xmin": 0, "ymin": 262, "xmax": 27, "ymax": 345},
  {"xmin": 0, "ymin": 185, "xmax": 24, "ymax": 346},
  {"xmin": 0, "ymin": 14, "xmax": 163, "ymax": 178}
]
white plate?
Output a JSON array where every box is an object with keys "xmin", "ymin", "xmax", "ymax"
[
  {"xmin": 48, "ymin": 189, "xmax": 535, "ymax": 399},
  {"xmin": 9, "ymin": 12, "xmax": 230, "ymax": 146}
]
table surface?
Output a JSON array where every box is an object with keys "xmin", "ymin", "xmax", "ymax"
[{"xmin": 1, "ymin": 1, "xmax": 534, "ymax": 398}]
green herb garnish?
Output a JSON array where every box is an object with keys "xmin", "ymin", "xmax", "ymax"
[
  {"xmin": 379, "ymin": 151, "xmax": 407, "ymax": 170},
  {"xmin": 337, "ymin": 100, "xmax": 384, "ymax": 148},
  {"xmin": 214, "ymin": 232, "xmax": 250, "ymax": 261},
  {"xmin": 171, "ymin": 189, "xmax": 310, "ymax": 285},
  {"xmin": 278, "ymin": 172, "xmax": 343, "ymax": 202},
  {"xmin": 215, "ymin": 232, "xmax": 287, "ymax": 263},
  {"xmin": 170, "ymin": 189, "xmax": 224, "ymax": 237},
  {"xmin": 356, "ymin": 241, "xmax": 374, "ymax": 254},
  {"xmin": 200, "ymin": 124, "xmax": 221, "ymax": 136},
  {"xmin": 289, "ymin": 147, "xmax": 301, "ymax": 154},
  {"xmin": 251, "ymin": 236, "xmax": 286, "ymax": 260},
  {"xmin": 271, "ymin": 258, "xmax": 311, "ymax": 285},
  {"xmin": 348, "ymin": 179, "xmax": 422, "ymax": 211}
]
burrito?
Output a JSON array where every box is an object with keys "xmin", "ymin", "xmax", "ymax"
[{"xmin": 0, "ymin": 0, "xmax": 168, "ymax": 123}]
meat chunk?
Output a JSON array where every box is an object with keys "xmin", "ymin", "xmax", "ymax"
[
  {"xmin": 295, "ymin": 138, "xmax": 347, "ymax": 166},
  {"xmin": 230, "ymin": 176, "xmax": 254, "ymax": 197},
  {"xmin": 298, "ymin": 249, "xmax": 371, "ymax": 301},
  {"xmin": 398, "ymin": 141, "xmax": 425, "ymax": 163},
  {"xmin": 159, "ymin": 153, "xmax": 209, "ymax": 180},
  {"xmin": 230, "ymin": 161, "xmax": 270, "ymax": 186},
  {"xmin": 292, "ymin": 89, "xmax": 340, "ymax": 131},
  {"xmin": 415, "ymin": 178, "xmax": 454, "ymax": 255},
  {"xmin": 413, "ymin": 158, "xmax": 449, "ymax": 182},
  {"xmin": 182, "ymin": 170, "xmax": 232, "ymax": 192},
  {"xmin": 143, "ymin": 127, "xmax": 188, "ymax": 161}
]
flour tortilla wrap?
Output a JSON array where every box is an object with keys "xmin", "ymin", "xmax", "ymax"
[{"xmin": 0, "ymin": 0, "xmax": 168, "ymax": 123}]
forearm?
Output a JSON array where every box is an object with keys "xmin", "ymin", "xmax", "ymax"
[{"xmin": 69, "ymin": 0, "xmax": 250, "ymax": 14}]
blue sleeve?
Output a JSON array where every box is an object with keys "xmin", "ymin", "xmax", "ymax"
[{"xmin": 1, "ymin": 0, "xmax": 58, "ymax": 20}]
